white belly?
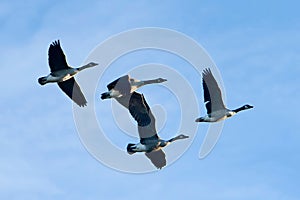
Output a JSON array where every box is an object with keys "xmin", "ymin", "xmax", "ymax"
[
  {"xmin": 205, "ymin": 110, "xmax": 236, "ymax": 122},
  {"xmin": 45, "ymin": 73, "xmax": 74, "ymax": 83},
  {"xmin": 110, "ymin": 89, "xmax": 122, "ymax": 98},
  {"xmin": 45, "ymin": 74, "xmax": 62, "ymax": 82},
  {"xmin": 49, "ymin": 69, "xmax": 78, "ymax": 82},
  {"xmin": 134, "ymin": 143, "xmax": 147, "ymax": 152}
]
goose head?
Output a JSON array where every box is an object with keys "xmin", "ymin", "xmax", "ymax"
[
  {"xmin": 242, "ymin": 104, "xmax": 253, "ymax": 110},
  {"xmin": 155, "ymin": 78, "xmax": 167, "ymax": 83},
  {"xmin": 85, "ymin": 62, "xmax": 98, "ymax": 68},
  {"xmin": 78, "ymin": 62, "xmax": 98, "ymax": 71},
  {"xmin": 176, "ymin": 134, "xmax": 189, "ymax": 140},
  {"xmin": 169, "ymin": 134, "xmax": 189, "ymax": 142},
  {"xmin": 233, "ymin": 104, "xmax": 253, "ymax": 113}
]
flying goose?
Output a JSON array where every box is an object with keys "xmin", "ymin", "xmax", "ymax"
[
  {"xmin": 195, "ymin": 68, "xmax": 253, "ymax": 122},
  {"xmin": 38, "ymin": 40, "xmax": 98, "ymax": 107},
  {"xmin": 101, "ymin": 75, "xmax": 167, "ymax": 100},
  {"xmin": 126, "ymin": 92, "xmax": 189, "ymax": 169}
]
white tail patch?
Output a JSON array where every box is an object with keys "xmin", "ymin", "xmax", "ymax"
[{"xmin": 134, "ymin": 143, "xmax": 147, "ymax": 152}]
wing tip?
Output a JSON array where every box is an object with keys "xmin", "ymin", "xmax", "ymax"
[
  {"xmin": 145, "ymin": 151, "xmax": 167, "ymax": 169},
  {"xmin": 77, "ymin": 102, "xmax": 87, "ymax": 107},
  {"xmin": 51, "ymin": 39, "xmax": 61, "ymax": 47},
  {"xmin": 202, "ymin": 67, "xmax": 212, "ymax": 76}
]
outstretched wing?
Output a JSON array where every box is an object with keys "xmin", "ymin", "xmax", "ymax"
[
  {"xmin": 48, "ymin": 40, "xmax": 70, "ymax": 72},
  {"xmin": 128, "ymin": 92, "xmax": 158, "ymax": 140},
  {"xmin": 145, "ymin": 150, "xmax": 166, "ymax": 169},
  {"xmin": 57, "ymin": 78, "xmax": 87, "ymax": 107},
  {"xmin": 129, "ymin": 92, "xmax": 151, "ymax": 127},
  {"xmin": 107, "ymin": 75, "xmax": 131, "ymax": 95},
  {"xmin": 202, "ymin": 68, "xmax": 226, "ymax": 114}
]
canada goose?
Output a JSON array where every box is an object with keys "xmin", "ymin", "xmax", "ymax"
[
  {"xmin": 126, "ymin": 92, "xmax": 189, "ymax": 169},
  {"xmin": 38, "ymin": 40, "xmax": 98, "ymax": 107},
  {"xmin": 195, "ymin": 68, "xmax": 253, "ymax": 122},
  {"xmin": 100, "ymin": 75, "xmax": 167, "ymax": 100}
]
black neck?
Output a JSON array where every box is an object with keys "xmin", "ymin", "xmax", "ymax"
[
  {"xmin": 168, "ymin": 136, "xmax": 180, "ymax": 143},
  {"xmin": 77, "ymin": 64, "xmax": 90, "ymax": 71},
  {"xmin": 233, "ymin": 106, "xmax": 246, "ymax": 113},
  {"xmin": 143, "ymin": 79, "xmax": 158, "ymax": 85}
]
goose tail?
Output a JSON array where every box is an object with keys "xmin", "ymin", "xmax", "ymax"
[
  {"xmin": 38, "ymin": 77, "xmax": 47, "ymax": 85},
  {"xmin": 195, "ymin": 117, "xmax": 205, "ymax": 122},
  {"xmin": 126, "ymin": 143, "xmax": 136, "ymax": 155},
  {"xmin": 101, "ymin": 92, "xmax": 111, "ymax": 100}
]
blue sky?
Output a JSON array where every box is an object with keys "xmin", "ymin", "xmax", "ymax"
[{"xmin": 1, "ymin": 0, "xmax": 300, "ymax": 199}]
